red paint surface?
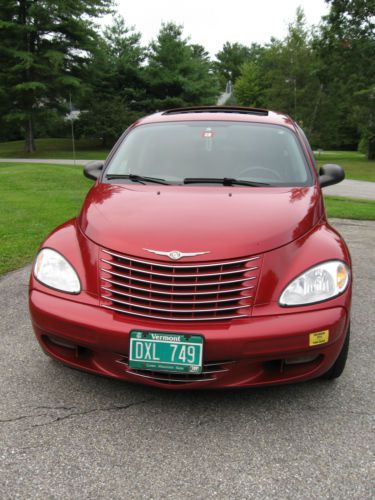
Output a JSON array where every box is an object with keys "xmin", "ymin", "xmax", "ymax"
[
  {"xmin": 79, "ymin": 184, "xmax": 323, "ymax": 260},
  {"xmin": 29, "ymin": 108, "xmax": 352, "ymax": 389}
]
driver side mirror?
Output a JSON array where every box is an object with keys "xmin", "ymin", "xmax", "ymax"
[
  {"xmin": 84, "ymin": 160, "xmax": 104, "ymax": 180},
  {"xmin": 319, "ymin": 164, "xmax": 345, "ymax": 188}
]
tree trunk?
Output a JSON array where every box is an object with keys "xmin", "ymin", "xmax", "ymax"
[
  {"xmin": 25, "ymin": 117, "xmax": 36, "ymax": 153},
  {"xmin": 367, "ymin": 137, "xmax": 375, "ymax": 160},
  {"xmin": 20, "ymin": 1, "xmax": 36, "ymax": 154}
]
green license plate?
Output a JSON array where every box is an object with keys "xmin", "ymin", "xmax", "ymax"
[{"xmin": 129, "ymin": 331, "xmax": 203, "ymax": 374}]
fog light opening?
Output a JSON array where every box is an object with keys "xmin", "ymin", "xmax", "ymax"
[
  {"xmin": 45, "ymin": 336, "xmax": 92, "ymax": 361},
  {"xmin": 75, "ymin": 345, "xmax": 91, "ymax": 361},
  {"xmin": 47, "ymin": 336, "xmax": 77, "ymax": 349},
  {"xmin": 284, "ymin": 355, "xmax": 320, "ymax": 366}
]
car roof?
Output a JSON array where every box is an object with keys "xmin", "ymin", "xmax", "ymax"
[{"xmin": 136, "ymin": 106, "xmax": 296, "ymax": 130}]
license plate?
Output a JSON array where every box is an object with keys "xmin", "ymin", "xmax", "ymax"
[{"xmin": 129, "ymin": 331, "xmax": 203, "ymax": 374}]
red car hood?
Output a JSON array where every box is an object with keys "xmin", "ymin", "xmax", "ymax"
[{"xmin": 79, "ymin": 183, "xmax": 323, "ymax": 260}]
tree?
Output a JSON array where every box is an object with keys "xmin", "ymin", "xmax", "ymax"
[
  {"xmin": 317, "ymin": 0, "xmax": 375, "ymax": 157},
  {"xmin": 213, "ymin": 42, "xmax": 253, "ymax": 89},
  {"xmin": 77, "ymin": 16, "xmax": 146, "ymax": 147},
  {"xmin": 0, "ymin": 0, "xmax": 113, "ymax": 152},
  {"xmin": 353, "ymin": 86, "xmax": 375, "ymax": 159},
  {"xmin": 234, "ymin": 8, "xmax": 321, "ymax": 139},
  {"xmin": 144, "ymin": 22, "xmax": 219, "ymax": 111},
  {"xmin": 234, "ymin": 61, "xmax": 264, "ymax": 107}
]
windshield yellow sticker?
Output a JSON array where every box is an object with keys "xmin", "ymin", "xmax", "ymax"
[{"xmin": 309, "ymin": 330, "xmax": 329, "ymax": 346}]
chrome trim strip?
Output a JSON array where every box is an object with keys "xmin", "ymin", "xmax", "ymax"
[
  {"xmin": 102, "ymin": 249, "xmax": 260, "ymax": 269},
  {"xmin": 204, "ymin": 360, "xmax": 237, "ymax": 366},
  {"xmin": 127, "ymin": 370, "xmax": 216, "ymax": 383},
  {"xmin": 115, "ymin": 358, "xmax": 128, "ymax": 366},
  {"xmin": 116, "ymin": 359, "xmax": 226, "ymax": 376},
  {"xmin": 101, "ymin": 268, "xmax": 256, "ymax": 287},
  {"xmin": 101, "ymin": 258, "xmax": 258, "ymax": 278},
  {"xmin": 202, "ymin": 368, "xmax": 229, "ymax": 374},
  {"xmin": 102, "ymin": 304, "xmax": 249, "ymax": 321},
  {"xmin": 101, "ymin": 277, "xmax": 255, "ymax": 295},
  {"xmin": 102, "ymin": 294, "xmax": 249, "ymax": 313},
  {"xmin": 101, "ymin": 286, "xmax": 252, "ymax": 304},
  {"xmin": 116, "ymin": 358, "xmax": 233, "ymax": 372}
]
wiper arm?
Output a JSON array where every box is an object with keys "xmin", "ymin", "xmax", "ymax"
[
  {"xmin": 106, "ymin": 174, "xmax": 170, "ymax": 185},
  {"xmin": 183, "ymin": 177, "xmax": 270, "ymax": 186}
]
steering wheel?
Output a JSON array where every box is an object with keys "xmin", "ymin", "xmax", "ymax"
[{"xmin": 237, "ymin": 166, "xmax": 282, "ymax": 181}]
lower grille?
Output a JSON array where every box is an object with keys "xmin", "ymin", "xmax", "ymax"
[
  {"xmin": 116, "ymin": 357, "xmax": 235, "ymax": 384},
  {"xmin": 99, "ymin": 249, "xmax": 262, "ymax": 322}
]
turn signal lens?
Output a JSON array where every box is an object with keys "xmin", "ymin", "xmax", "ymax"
[{"xmin": 336, "ymin": 263, "xmax": 349, "ymax": 290}]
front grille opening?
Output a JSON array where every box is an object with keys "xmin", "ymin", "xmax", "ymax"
[
  {"xmin": 100, "ymin": 249, "xmax": 261, "ymax": 321},
  {"xmin": 129, "ymin": 369, "xmax": 216, "ymax": 384},
  {"xmin": 110, "ymin": 292, "xmax": 240, "ymax": 308},
  {"xmin": 117, "ymin": 357, "xmax": 234, "ymax": 384}
]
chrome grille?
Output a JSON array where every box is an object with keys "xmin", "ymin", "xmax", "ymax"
[{"xmin": 99, "ymin": 248, "xmax": 262, "ymax": 321}]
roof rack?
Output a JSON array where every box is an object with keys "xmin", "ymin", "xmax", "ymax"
[{"xmin": 162, "ymin": 106, "xmax": 269, "ymax": 117}]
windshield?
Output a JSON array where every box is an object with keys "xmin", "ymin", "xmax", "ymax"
[{"xmin": 105, "ymin": 121, "xmax": 312, "ymax": 186}]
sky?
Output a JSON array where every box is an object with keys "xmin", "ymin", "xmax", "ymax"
[{"xmin": 106, "ymin": 0, "xmax": 330, "ymax": 57}]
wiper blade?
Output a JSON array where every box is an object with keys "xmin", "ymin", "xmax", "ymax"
[
  {"xmin": 106, "ymin": 174, "xmax": 170, "ymax": 185},
  {"xmin": 183, "ymin": 177, "xmax": 270, "ymax": 186}
]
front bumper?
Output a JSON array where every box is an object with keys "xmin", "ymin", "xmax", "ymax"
[{"xmin": 30, "ymin": 289, "xmax": 349, "ymax": 389}]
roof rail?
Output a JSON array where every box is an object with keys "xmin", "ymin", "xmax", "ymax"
[{"xmin": 161, "ymin": 106, "xmax": 269, "ymax": 116}]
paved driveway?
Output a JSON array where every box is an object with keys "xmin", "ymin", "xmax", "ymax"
[
  {"xmin": 0, "ymin": 219, "xmax": 374, "ymax": 499},
  {"xmin": 323, "ymin": 178, "xmax": 375, "ymax": 200}
]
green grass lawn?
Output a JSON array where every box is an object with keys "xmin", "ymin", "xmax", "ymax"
[
  {"xmin": 315, "ymin": 150, "xmax": 375, "ymax": 182},
  {"xmin": 0, "ymin": 162, "xmax": 92, "ymax": 275},
  {"xmin": 0, "ymin": 138, "xmax": 109, "ymax": 160},
  {"xmin": 0, "ymin": 162, "xmax": 374, "ymax": 275},
  {"xmin": 324, "ymin": 196, "xmax": 375, "ymax": 220}
]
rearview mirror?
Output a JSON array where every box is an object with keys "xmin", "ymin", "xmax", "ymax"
[
  {"xmin": 319, "ymin": 164, "xmax": 345, "ymax": 188},
  {"xmin": 84, "ymin": 160, "xmax": 104, "ymax": 180}
]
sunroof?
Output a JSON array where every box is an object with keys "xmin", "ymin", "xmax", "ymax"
[{"xmin": 162, "ymin": 106, "xmax": 269, "ymax": 116}]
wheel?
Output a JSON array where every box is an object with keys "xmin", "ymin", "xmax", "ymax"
[
  {"xmin": 321, "ymin": 324, "xmax": 350, "ymax": 380},
  {"xmin": 237, "ymin": 166, "xmax": 282, "ymax": 181}
]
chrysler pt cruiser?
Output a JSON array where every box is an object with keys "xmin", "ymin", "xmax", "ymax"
[{"xmin": 29, "ymin": 106, "xmax": 351, "ymax": 388}]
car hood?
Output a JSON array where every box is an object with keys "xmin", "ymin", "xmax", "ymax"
[{"xmin": 79, "ymin": 183, "xmax": 323, "ymax": 260}]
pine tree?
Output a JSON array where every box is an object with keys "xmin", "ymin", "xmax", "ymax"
[
  {"xmin": 144, "ymin": 23, "xmax": 219, "ymax": 111},
  {"xmin": 318, "ymin": 0, "xmax": 375, "ymax": 157},
  {"xmin": 76, "ymin": 16, "xmax": 146, "ymax": 147},
  {"xmin": 0, "ymin": 0, "xmax": 113, "ymax": 152}
]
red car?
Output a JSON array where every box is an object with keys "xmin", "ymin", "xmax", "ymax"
[{"xmin": 29, "ymin": 106, "xmax": 351, "ymax": 389}]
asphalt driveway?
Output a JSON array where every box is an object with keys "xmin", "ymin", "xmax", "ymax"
[{"xmin": 0, "ymin": 219, "xmax": 374, "ymax": 499}]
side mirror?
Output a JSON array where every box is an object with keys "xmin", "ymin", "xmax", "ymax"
[
  {"xmin": 84, "ymin": 160, "xmax": 104, "ymax": 180},
  {"xmin": 319, "ymin": 163, "xmax": 345, "ymax": 188}
]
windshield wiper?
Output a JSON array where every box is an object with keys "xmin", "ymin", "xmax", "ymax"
[
  {"xmin": 183, "ymin": 177, "xmax": 271, "ymax": 187},
  {"xmin": 106, "ymin": 174, "xmax": 170, "ymax": 185}
]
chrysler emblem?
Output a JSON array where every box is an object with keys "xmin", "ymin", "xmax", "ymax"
[{"xmin": 144, "ymin": 249, "xmax": 210, "ymax": 260}]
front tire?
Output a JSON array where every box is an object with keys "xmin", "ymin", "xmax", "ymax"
[{"xmin": 321, "ymin": 324, "xmax": 350, "ymax": 380}]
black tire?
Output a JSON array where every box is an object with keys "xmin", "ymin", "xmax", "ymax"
[{"xmin": 321, "ymin": 324, "xmax": 350, "ymax": 380}]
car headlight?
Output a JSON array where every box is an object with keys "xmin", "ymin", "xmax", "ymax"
[
  {"xmin": 33, "ymin": 248, "xmax": 81, "ymax": 294},
  {"xmin": 279, "ymin": 260, "xmax": 350, "ymax": 306}
]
